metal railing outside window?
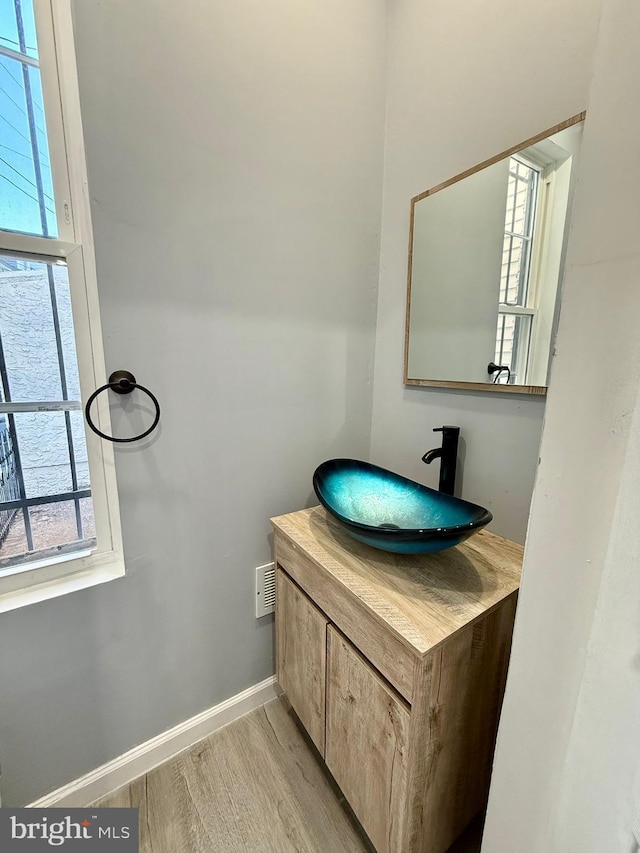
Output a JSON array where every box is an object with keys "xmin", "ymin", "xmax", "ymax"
[{"xmin": 0, "ymin": 417, "xmax": 19, "ymax": 544}]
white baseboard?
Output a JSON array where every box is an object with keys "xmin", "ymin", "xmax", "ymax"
[{"xmin": 29, "ymin": 676, "xmax": 280, "ymax": 808}]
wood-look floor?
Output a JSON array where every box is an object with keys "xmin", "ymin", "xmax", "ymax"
[{"xmin": 95, "ymin": 698, "xmax": 483, "ymax": 853}]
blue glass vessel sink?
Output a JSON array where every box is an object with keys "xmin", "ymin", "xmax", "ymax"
[{"xmin": 313, "ymin": 459, "xmax": 492, "ymax": 554}]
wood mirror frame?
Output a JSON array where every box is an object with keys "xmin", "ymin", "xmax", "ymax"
[{"xmin": 403, "ymin": 111, "xmax": 586, "ymax": 396}]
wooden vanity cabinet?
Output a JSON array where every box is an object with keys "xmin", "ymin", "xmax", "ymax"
[{"xmin": 272, "ymin": 507, "xmax": 522, "ymax": 853}]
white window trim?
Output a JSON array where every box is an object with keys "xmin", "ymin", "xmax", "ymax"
[
  {"xmin": 498, "ymin": 305, "xmax": 537, "ymax": 317},
  {"xmin": 0, "ymin": 0, "xmax": 124, "ymax": 611}
]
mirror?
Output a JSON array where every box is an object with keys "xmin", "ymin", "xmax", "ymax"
[{"xmin": 404, "ymin": 113, "xmax": 584, "ymax": 394}]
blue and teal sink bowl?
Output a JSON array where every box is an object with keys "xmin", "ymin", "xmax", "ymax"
[{"xmin": 313, "ymin": 459, "xmax": 492, "ymax": 555}]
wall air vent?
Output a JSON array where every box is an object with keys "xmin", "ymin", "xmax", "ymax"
[{"xmin": 255, "ymin": 562, "xmax": 276, "ymax": 618}]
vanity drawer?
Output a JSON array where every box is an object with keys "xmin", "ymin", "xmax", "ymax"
[{"xmin": 274, "ymin": 530, "xmax": 416, "ymax": 703}]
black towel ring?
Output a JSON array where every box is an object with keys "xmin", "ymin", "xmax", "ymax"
[{"xmin": 84, "ymin": 370, "xmax": 160, "ymax": 443}]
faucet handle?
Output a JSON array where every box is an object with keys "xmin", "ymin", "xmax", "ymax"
[{"xmin": 433, "ymin": 425, "xmax": 460, "ymax": 435}]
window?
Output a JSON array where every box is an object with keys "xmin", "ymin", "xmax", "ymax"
[
  {"xmin": 0, "ymin": 0, "xmax": 123, "ymax": 609},
  {"xmin": 494, "ymin": 157, "xmax": 540, "ymax": 384}
]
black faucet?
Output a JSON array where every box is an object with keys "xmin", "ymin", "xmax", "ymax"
[{"xmin": 422, "ymin": 425, "xmax": 460, "ymax": 496}]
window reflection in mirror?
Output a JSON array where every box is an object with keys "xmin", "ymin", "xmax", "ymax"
[{"xmin": 405, "ymin": 114, "xmax": 584, "ymax": 394}]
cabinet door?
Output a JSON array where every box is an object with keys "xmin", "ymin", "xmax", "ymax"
[
  {"xmin": 276, "ymin": 568, "xmax": 328, "ymax": 754},
  {"xmin": 326, "ymin": 626, "xmax": 410, "ymax": 853}
]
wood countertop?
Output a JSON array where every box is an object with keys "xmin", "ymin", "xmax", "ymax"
[{"xmin": 271, "ymin": 505, "xmax": 522, "ymax": 659}]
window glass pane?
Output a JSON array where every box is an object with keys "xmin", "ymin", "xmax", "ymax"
[
  {"xmin": 54, "ymin": 265, "xmax": 82, "ymax": 400},
  {"xmin": 0, "ymin": 4, "xmax": 19, "ymax": 56},
  {"xmin": 0, "ymin": 413, "xmax": 95, "ymax": 572},
  {"xmin": 26, "ymin": 63, "xmax": 56, "ymax": 232},
  {"xmin": 0, "ymin": 0, "xmax": 57, "ymax": 237},
  {"xmin": 0, "ymin": 252, "xmax": 96, "ymax": 571},
  {"xmin": 69, "ymin": 409, "xmax": 90, "ymax": 490},
  {"xmin": 494, "ymin": 313, "xmax": 532, "ymax": 384},
  {"xmin": 14, "ymin": 411, "xmax": 72, "ymax": 498},
  {"xmin": 19, "ymin": 1, "xmax": 39, "ymax": 61},
  {"xmin": 79, "ymin": 496, "xmax": 95, "ymax": 539},
  {"xmin": 0, "ymin": 257, "xmax": 63, "ymax": 400},
  {"xmin": 495, "ymin": 314, "xmax": 515, "ymax": 375},
  {"xmin": 29, "ymin": 498, "xmax": 83, "ymax": 552},
  {"xmin": 0, "ymin": 2, "xmax": 37, "ymax": 60},
  {"xmin": 0, "ymin": 499, "xmax": 94, "ymax": 571},
  {"xmin": 499, "ymin": 235, "xmax": 524, "ymax": 304},
  {"xmin": 505, "ymin": 159, "xmax": 537, "ymax": 239},
  {"xmin": 499, "ymin": 158, "xmax": 539, "ymax": 313},
  {"xmin": 0, "ymin": 417, "xmax": 18, "ymax": 558},
  {"xmin": 0, "ymin": 505, "xmax": 27, "ymax": 561},
  {"xmin": 0, "ymin": 416, "xmax": 19, "ymax": 500}
]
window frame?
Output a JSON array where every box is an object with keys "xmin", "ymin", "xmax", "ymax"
[{"xmin": 0, "ymin": 0, "xmax": 124, "ymax": 610}]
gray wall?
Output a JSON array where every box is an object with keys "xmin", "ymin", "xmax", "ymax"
[
  {"xmin": 0, "ymin": 0, "xmax": 386, "ymax": 805},
  {"xmin": 483, "ymin": 1, "xmax": 640, "ymax": 848},
  {"xmin": 370, "ymin": 0, "xmax": 603, "ymax": 543}
]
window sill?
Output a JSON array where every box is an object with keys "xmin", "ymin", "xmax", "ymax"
[{"xmin": 0, "ymin": 555, "xmax": 125, "ymax": 613}]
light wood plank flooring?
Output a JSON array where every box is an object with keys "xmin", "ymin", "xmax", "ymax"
[{"xmin": 95, "ymin": 698, "xmax": 483, "ymax": 853}]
